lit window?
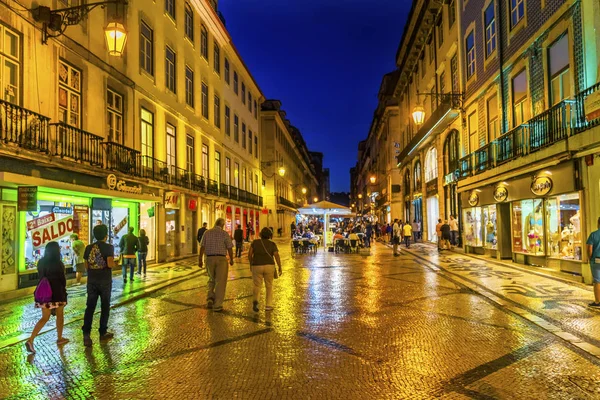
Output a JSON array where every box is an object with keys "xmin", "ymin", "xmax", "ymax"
[
  {"xmin": 425, "ymin": 147, "xmax": 438, "ymax": 182},
  {"xmin": 1, "ymin": 26, "xmax": 19, "ymax": 103},
  {"xmin": 186, "ymin": 135, "xmax": 194, "ymax": 174},
  {"xmin": 58, "ymin": 60, "xmax": 81, "ymax": 128},
  {"xmin": 166, "ymin": 124, "xmax": 176, "ymax": 173},
  {"xmin": 548, "ymin": 33, "xmax": 571, "ymax": 106},
  {"xmin": 141, "ymin": 108, "xmax": 154, "ymax": 161},
  {"xmin": 468, "ymin": 111, "xmax": 478, "ymax": 153},
  {"xmin": 487, "ymin": 94, "xmax": 499, "ymax": 141}
]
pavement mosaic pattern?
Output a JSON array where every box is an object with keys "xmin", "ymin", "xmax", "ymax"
[{"xmin": 1, "ymin": 240, "xmax": 600, "ymax": 399}]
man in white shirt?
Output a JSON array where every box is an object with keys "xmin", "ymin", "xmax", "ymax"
[
  {"xmin": 392, "ymin": 219, "xmax": 401, "ymax": 257},
  {"xmin": 449, "ymin": 215, "xmax": 459, "ymax": 248}
]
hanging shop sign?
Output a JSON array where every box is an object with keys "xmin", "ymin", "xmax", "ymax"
[
  {"xmin": 531, "ymin": 176, "xmax": 553, "ymax": 196},
  {"xmin": 27, "ymin": 213, "xmax": 55, "ymax": 231},
  {"xmin": 17, "ymin": 186, "xmax": 38, "ymax": 212},
  {"xmin": 52, "ymin": 206, "xmax": 73, "ymax": 214},
  {"xmin": 164, "ymin": 191, "xmax": 181, "ymax": 209},
  {"xmin": 493, "ymin": 185, "xmax": 508, "ymax": 202},
  {"xmin": 468, "ymin": 191, "xmax": 480, "ymax": 206},
  {"xmin": 31, "ymin": 216, "xmax": 74, "ymax": 249},
  {"xmin": 106, "ymin": 174, "xmax": 142, "ymax": 195},
  {"xmin": 188, "ymin": 199, "xmax": 198, "ymax": 211}
]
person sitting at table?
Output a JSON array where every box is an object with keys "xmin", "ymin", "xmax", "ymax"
[
  {"xmin": 333, "ymin": 230, "xmax": 344, "ymax": 240},
  {"xmin": 348, "ymin": 231, "xmax": 359, "ymax": 242},
  {"xmin": 302, "ymin": 230, "xmax": 314, "ymax": 239}
]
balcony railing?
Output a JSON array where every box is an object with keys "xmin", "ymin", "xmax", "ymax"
[
  {"xmin": 105, "ymin": 142, "xmax": 141, "ymax": 176},
  {"xmin": 0, "ymin": 100, "xmax": 50, "ymax": 153},
  {"xmin": 573, "ymin": 81, "xmax": 600, "ymax": 134},
  {"xmin": 207, "ymin": 179, "xmax": 219, "ymax": 196},
  {"xmin": 51, "ymin": 122, "xmax": 103, "ymax": 166},
  {"xmin": 278, "ymin": 196, "xmax": 298, "ymax": 209}
]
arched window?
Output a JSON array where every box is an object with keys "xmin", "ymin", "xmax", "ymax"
[
  {"xmin": 444, "ymin": 130, "xmax": 459, "ymax": 176},
  {"xmin": 414, "ymin": 160, "xmax": 422, "ymax": 190},
  {"xmin": 404, "ymin": 169, "xmax": 411, "ymax": 193},
  {"xmin": 425, "ymin": 147, "xmax": 438, "ymax": 182}
]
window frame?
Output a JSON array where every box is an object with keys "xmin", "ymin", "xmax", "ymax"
[
  {"xmin": 233, "ymin": 71, "xmax": 239, "ymax": 94},
  {"xmin": 510, "ymin": 0, "xmax": 525, "ymax": 29},
  {"xmin": 234, "ymin": 114, "xmax": 239, "ymax": 142},
  {"xmin": 186, "ymin": 134, "xmax": 195, "ymax": 174},
  {"xmin": 140, "ymin": 21, "xmax": 154, "ymax": 76},
  {"xmin": 1, "ymin": 25, "xmax": 20, "ymax": 104},
  {"xmin": 107, "ymin": 88, "xmax": 124, "ymax": 144},
  {"xmin": 201, "ymin": 82, "xmax": 209, "ymax": 119},
  {"xmin": 200, "ymin": 25, "xmax": 208, "ymax": 61},
  {"xmin": 165, "ymin": 46, "xmax": 176, "ymax": 93},
  {"xmin": 165, "ymin": 0, "xmax": 175, "ymax": 20},
  {"xmin": 484, "ymin": 2, "xmax": 497, "ymax": 58},
  {"xmin": 185, "ymin": 65, "xmax": 194, "ymax": 107},
  {"xmin": 224, "ymin": 58, "xmax": 230, "ymax": 84},
  {"xmin": 141, "ymin": 107, "xmax": 154, "ymax": 160},
  {"xmin": 466, "ymin": 31, "xmax": 476, "ymax": 79},
  {"xmin": 184, "ymin": 3, "xmax": 194, "ymax": 41},
  {"xmin": 213, "ymin": 41, "xmax": 220, "ymax": 75},
  {"xmin": 214, "ymin": 93, "xmax": 221, "ymax": 128},
  {"xmin": 548, "ymin": 33, "xmax": 571, "ymax": 106},
  {"xmin": 166, "ymin": 123, "xmax": 176, "ymax": 173},
  {"xmin": 58, "ymin": 60, "xmax": 82, "ymax": 128},
  {"xmin": 202, "ymin": 144, "xmax": 209, "ymax": 178},
  {"xmin": 224, "ymin": 105, "xmax": 231, "ymax": 135}
]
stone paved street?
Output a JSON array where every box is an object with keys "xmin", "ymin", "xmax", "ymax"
[{"xmin": 3, "ymin": 240, "xmax": 600, "ymax": 399}]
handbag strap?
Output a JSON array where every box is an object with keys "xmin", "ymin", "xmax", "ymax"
[{"xmin": 260, "ymin": 239, "xmax": 274, "ymax": 262}]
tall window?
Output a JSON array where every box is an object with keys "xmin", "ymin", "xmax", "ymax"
[
  {"xmin": 214, "ymin": 151, "xmax": 221, "ymax": 183},
  {"xmin": 448, "ymin": 0, "xmax": 456, "ymax": 27},
  {"xmin": 487, "ymin": 94, "xmax": 499, "ymax": 141},
  {"xmin": 1, "ymin": 26, "xmax": 19, "ymax": 103},
  {"xmin": 248, "ymin": 92, "xmax": 252, "ymax": 112},
  {"xmin": 224, "ymin": 58, "xmax": 230, "ymax": 84},
  {"xmin": 201, "ymin": 82, "xmax": 208, "ymax": 118},
  {"xmin": 225, "ymin": 157, "xmax": 231, "ymax": 186},
  {"xmin": 202, "ymin": 144, "xmax": 209, "ymax": 177},
  {"xmin": 439, "ymin": 71, "xmax": 446, "ymax": 94},
  {"xmin": 444, "ymin": 130, "xmax": 459, "ymax": 175},
  {"xmin": 107, "ymin": 89, "xmax": 123, "ymax": 143},
  {"xmin": 186, "ymin": 135, "xmax": 194, "ymax": 174},
  {"xmin": 234, "ymin": 114, "xmax": 239, "ymax": 142},
  {"xmin": 241, "ymin": 82, "xmax": 246, "ymax": 104},
  {"xmin": 249, "ymin": 130, "xmax": 253, "ymax": 154},
  {"xmin": 510, "ymin": 0, "xmax": 525, "ymax": 29},
  {"xmin": 466, "ymin": 32, "xmax": 475, "ymax": 79},
  {"xmin": 254, "ymin": 136, "xmax": 258, "ymax": 158},
  {"xmin": 141, "ymin": 108, "xmax": 154, "ymax": 160},
  {"xmin": 234, "ymin": 162, "xmax": 239, "ymax": 187},
  {"xmin": 414, "ymin": 161, "xmax": 422, "ymax": 189},
  {"xmin": 233, "ymin": 71, "xmax": 239, "ymax": 94},
  {"xmin": 58, "ymin": 60, "xmax": 81, "ymax": 127},
  {"xmin": 549, "ymin": 33, "xmax": 571, "ymax": 106},
  {"xmin": 437, "ymin": 17, "xmax": 443, "ymax": 46},
  {"xmin": 451, "ymin": 55, "xmax": 458, "ymax": 92},
  {"xmin": 255, "ymin": 174, "xmax": 259, "ymax": 194},
  {"xmin": 242, "ymin": 168, "xmax": 247, "ymax": 190},
  {"xmin": 485, "ymin": 3, "xmax": 497, "ymax": 58},
  {"xmin": 225, "ymin": 106, "xmax": 231, "ymax": 135},
  {"xmin": 165, "ymin": 46, "xmax": 176, "ymax": 93},
  {"xmin": 165, "ymin": 0, "xmax": 175, "ymax": 19},
  {"xmin": 254, "ymin": 100, "xmax": 258, "ymax": 119},
  {"xmin": 200, "ymin": 25, "xmax": 208, "ymax": 60},
  {"xmin": 249, "ymin": 171, "xmax": 253, "ymax": 193},
  {"xmin": 214, "ymin": 94, "xmax": 221, "ymax": 128},
  {"xmin": 140, "ymin": 21, "xmax": 153, "ymax": 75},
  {"xmin": 468, "ymin": 111, "xmax": 478, "ymax": 153},
  {"xmin": 512, "ymin": 70, "xmax": 529, "ymax": 127},
  {"xmin": 213, "ymin": 41, "xmax": 220, "ymax": 74},
  {"xmin": 166, "ymin": 124, "xmax": 176, "ymax": 173},
  {"xmin": 425, "ymin": 147, "xmax": 438, "ymax": 182},
  {"xmin": 241, "ymin": 123, "xmax": 246, "ymax": 148},
  {"xmin": 184, "ymin": 3, "xmax": 194, "ymax": 40},
  {"xmin": 185, "ymin": 66, "xmax": 194, "ymax": 107}
]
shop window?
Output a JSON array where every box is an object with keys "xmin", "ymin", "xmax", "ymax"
[
  {"xmin": 483, "ymin": 205, "xmax": 497, "ymax": 249},
  {"xmin": 107, "ymin": 88, "xmax": 123, "ymax": 144},
  {"xmin": 58, "ymin": 60, "xmax": 81, "ymax": 128},
  {"xmin": 463, "ymin": 207, "xmax": 482, "ymax": 247},
  {"xmin": 546, "ymin": 193, "xmax": 581, "ymax": 260},
  {"xmin": 1, "ymin": 25, "xmax": 20, "ymax": 104},
  {"xmin": 512, "ymin": 199, "xmax": 544, "ymax": 255},
  {"xmin": 425, "ymin": 147, "xmax": 438, "ymax": 182},
  {"xmin": 548, "ymin": 33, "xmax": 571, "ymax": 106}
]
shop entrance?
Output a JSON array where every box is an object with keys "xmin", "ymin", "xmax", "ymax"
[
  {"xmin": 426, "ymin": 196, "xmax": 439, "ymax": 242},
  {"xmin": 498, "ymin": 203, "xmax": 512, "ymax": 259},
  {"xmin": 0, "ymin": 203, "xmax": 18, "ymax": 292},
  {"xmin": 166, "ymin": 209, "xmax": 180, "ymax": 258}
]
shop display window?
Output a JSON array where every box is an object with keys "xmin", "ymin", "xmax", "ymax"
[
  {"xmin": 140, "ymin": 202, "xmax": 156, "ymax": 261},
  {"xmin": 512, "ymin": 199, "xmax": 544, "ymax": 255},
  {"xmin": 463, "ymin": 207, "xmax": 482, "ymax": 247},
  {"xmin": 483, "ymin": 205, "xmax": 497, "ymax": 250},
  {"xmin": 546, "ymin": 193, "xmax": 582, "ymax": 261}
]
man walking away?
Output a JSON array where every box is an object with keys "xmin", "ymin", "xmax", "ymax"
[
  {"xmin": 441, "ymin": 220, "xmax": 452, "ymax": 250},
  {"xmin": 436, "ymin": 219, "xmax": 444, "ymax": 251},
  {"xmin": 587, "ymin": 217, "xmax": 600, "ymax": 307},
  {"xmin": 411, "ymin": 220, "xmax": 419, "ymax": 243},
  {"xmin": 365, "ymin": 222, "xmax": 373, "ymax": 248},
  {"xmin": 449, "ymin": 215, "xmax": 459, "ymax": 248},
  {"xmin": 403, "ymin": 222, "xmax": 413, "ymax": 248},
  {"xmin": 82, "ymin": 224, "xmax": 116, "ymax": 347},
  {"xmin": 199, "ymin": 218, "xmax": 234, "ymax": 311},
  {"xmin": 70, "ymin": 233, "xmax": 85, "ymax": 285},
  {"xmin": 119, "ymin": 227, "xmax": 138, "ymax": 284},
  {"xmin": 392, "ymin": 219, "xmax": 401, "ymax": 256},
  {"xmin": 386, "ymin": 223, "xmax": 392, "ymax": 244},
  {"xmin": 234, "ymin": 224, "xmax": 244, "ymax": 258},
  {"xmin": 197, "ymin": 222, "xmax": 208, "ymax": 244}
]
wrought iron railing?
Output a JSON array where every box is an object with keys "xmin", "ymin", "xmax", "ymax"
[
  {"xmin": 573, "ymin": 81, "xmax": 600, "ymax": 134},
  {"xmin": 51, "ymin": 122, "xmax": 103, "ymax": 166},
  {"xmin": 141, "ymin": 156, "xmax": 171, "ymax": 183},
  {"xmin": 207, "ymin": 179, "xmax": 219, "ymax": 196},
  {"xmin": 220, "ymin": 182, "xmax": 230, "ymax": 198},
  {"xmin": 278, "ymin": 196, "xmax": 298, "ymax": 209},
  {"xmin": 0, "ymin": 100, "xmax": 50, "ymax": 153},
  {"xmin": 104, "ymin": 142, "xmax": 141, "ymax": 176}
]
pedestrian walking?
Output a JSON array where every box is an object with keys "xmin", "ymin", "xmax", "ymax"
[
  {"xmin": 403, "ymin": 222, "xmax": 413, "ymax": 248},
  {"xmin": 234, "ymin": 224, "xmax": 244, "ymax": 258},
  {"xmin": 436, "ymin": 219, "xmax": 444, "ymax": 250},
  {"xmin": 70, "ymin": 233, "xmax": 85, "ymax": 285},
  {"xmin": 26, "ymin": 242, "xmax": 69, "ymax": 353},
  {"xmin": 365, "ymin": 222, "xmax": 373, "ymax": 248},
  {"xmin": 449, "ymin": 215, "xmax": 459, "ymax": 247},
  {"xmin": 82, "ymin": 224, "xmax": 116, "ymax": 347},
  {"xmin": 119, "ymin": 227, "xmax": 138, "ymax": 283},
  {"xmin": 587, "ymin": 217, "xmax": 600, "ymax": 307},
  {"xmin": 441, "ymin": 220, "xmax": 452, "ymax": 250},
  {"xmin": 410, "ymin": 220, "xmax": 419, "ymax": 243},
  {"xmin": 248, "ymin": 227, "xmax": 283, "ymax": 312},
  {"xmin": 386, "ymin": 223, "xmax": 392, "ymax": 243},
  {"xmin": 138, "ymin": 229, "xmax": 149, "ymax": 276},
  {"xmin": 197, "ymin": 222, "xmax": 208, "ymax": 244},
  {"xmin": 199, "ymin": 218, "xmax": 234, "ymax": 311},
  {"xmin": 392, "ymin": 219, "xmax": 401, "ymax": 256}
]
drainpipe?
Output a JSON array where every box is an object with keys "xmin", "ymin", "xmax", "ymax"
[{"xmin": 497, "ymin": 0, "xmax": 507, "ymax": 134}]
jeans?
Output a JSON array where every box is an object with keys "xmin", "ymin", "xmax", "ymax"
[
  {"xmin": 122, "ymin": 258, "xmax": 135, "ymax": 281},
  {"xmin": 450, "ymin": 231, "xmax": 459, "ymax": 246},
  {"xmin": 405, "ymin": 236, "xmax": 411, "ymax": 247},
  {"xmin": 364, "ymin": 235, "xmax": 371, "ymax": 247},
  {"xmin": 236, "ymin": 243, "xmax": 243, "ymax": 258},
  {"xmin": 82, "ymin": 280, "xmax": 112, "ymax": 335},
  {"xmin": 138, "ymin": 252, "xmax": 147, "ymax": 274}
]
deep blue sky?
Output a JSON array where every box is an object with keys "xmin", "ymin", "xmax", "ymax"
[{"xmin": 220, "ymin": 0, "xmax": 409, "ymax": 192}]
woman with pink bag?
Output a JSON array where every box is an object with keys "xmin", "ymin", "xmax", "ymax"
[{"xmin": 26, "ymin": 241, "xmax": 69, "ymax": 353}]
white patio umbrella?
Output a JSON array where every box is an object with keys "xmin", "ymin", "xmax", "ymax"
[{"xmin": 297, "ymin": 201, "xmax": 353, "ymax": 247}]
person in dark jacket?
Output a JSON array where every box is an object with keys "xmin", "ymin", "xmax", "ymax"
[
  {"xmin": 440, "ymin": 220, "xmax": 452, "ymax": 251},
  {"xmin": 26, "ymin": 241, "xmax": 68, "ymax": 353},
  {"xmin": 197, "ymin": 222, "xmax": 208, "ymax": 244},
  {"xmin": 234, "ymin": 224, "xmax": 244, "ymax": 257},
  {"xmin": 119, "ymin": 227, "xmax": 138, "ymax": 283},
  {"xmin": 137, "ymin": 229, "xmax": 150, "ymax": 276}
]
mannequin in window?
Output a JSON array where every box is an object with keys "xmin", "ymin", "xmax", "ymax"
[
  {"xmin": 526, "ymin": 202, "xmax": 543, "ymax": 252},
  {"xmin": 570, "ymin": 211, "xmax": 581, "ymax": 241}
]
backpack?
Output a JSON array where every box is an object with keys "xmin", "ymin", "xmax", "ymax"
[
  {"xmin": 87, "ymin": 243, "xmax": 107, "ymax": 270},
  {"xmin": 34, "ymin": 277, "xmax": 53, "ymax": 303}
]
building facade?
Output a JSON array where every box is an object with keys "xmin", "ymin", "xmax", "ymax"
[
  {"xmin": 260, "ymin": 100, "xmax": 318, "ymax": 237},
  {"xmin": 0, "ymin": 0, "xmax": 263, "ymax": 293}
]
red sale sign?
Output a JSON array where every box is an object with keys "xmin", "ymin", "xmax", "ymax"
[
  {"xmin": 31, "ymin": 216, "xmax": 74, "ymax": 249},
  {"xmin": 27, "ymin": 213, "xmax": 56, "ymax": 231}
]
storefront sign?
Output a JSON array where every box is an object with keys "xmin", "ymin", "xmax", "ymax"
[
  {"xmin": 261, "ymin": 208, "xmax": 269, "ymax": 215},
  {"xmin": 27, "ymin": 213, "xmax": 55, "ymax": 231},
  {"xmin": 426, "ymin": 180, "xmax": 437, "ymax": 196},
  {"xmin": 493, "ymin": 186, "xmax": 508, "ymax": 202},
  {"xmin": 113, "ymin": 217, "xmax": 128, "ymax": 235},
  {"xmin": 52, "ymin": 206, "xmax": 73, "ymax": 214},
  {"xmin": 17, "ymin": 186, "xmax": 38, "ymax": 212},
  {"xmin": 106, "ymin": 174, "xmax": 142, "ymax": 195},
  {"xmin": 531, "ymin": 176, "xmax": 553, "ymax": 196},
  {"xmin": 188, "ymin": 199, "xmax": 198, "ymax": 211},
  {"xmin": 468, "ymin": 191, "xmax": 479, "ymax": 206},
  {"xmin": 444, "ymin": 172, "xmax": 458, "ymax": 185},
  {"xmin": 585, "ymin": 90, "xmax": 600, "ymax": 122},
  {"xmin": 31, "ymin": 216, "xmax": 74, "ymax": 249},
  {"xmin": 164, "ymin": 192, "xmax": 180, "ymax": 209}
]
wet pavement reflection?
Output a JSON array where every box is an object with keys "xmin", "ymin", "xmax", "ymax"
[{"xmin": 2, "ymin": 240, "xmax": 600, "ymax": 399}]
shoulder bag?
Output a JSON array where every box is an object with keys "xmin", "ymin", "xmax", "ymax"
[{"xmin": 260, "ymin": 239, "xmax": 279, "ymax": 279}]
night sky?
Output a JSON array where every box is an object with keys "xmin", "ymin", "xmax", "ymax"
[{"xmin": 219, "ymin": 0, "xmax": 409, "ymax": 192}]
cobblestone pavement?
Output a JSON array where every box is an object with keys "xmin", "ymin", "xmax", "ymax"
[{"xmin": 2, "ymin": 240, "xmax": 600, "ymax": 399}]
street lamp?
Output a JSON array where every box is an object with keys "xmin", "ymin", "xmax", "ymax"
[
  {"xmin": 278, "ymin": 166, "xmax": 286, "ymax": 177},
  {"xmin": 313, "ymin": 197, "xmax": 318, "ymax": 203},
  {"xmin": 301, "ymin": 187, "xmax": 307, "ymax": 194},
  {"xmin": 412, "ymin": 105, "xmax": 426, "ymax": 125},
  {"xmin": 412, "ymin": 92, "xmax": 464, "ymax": 125},
  {"xmin": 104, "ymin": 21, "xmax": 128, "ymax": 56},
  {"xmin": 369, "ymin": 175, "xmax": 377, "ymax": 184},
  {"xmin": 358, "ymin": 194, "xmax": 363, "ymax": 199}
]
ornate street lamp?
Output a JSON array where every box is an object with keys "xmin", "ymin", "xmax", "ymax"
[
  {"xmin": 301, "ymin": 187, "xmax": 307, "ymax": 194},
  {"xmin": 278, "ymin": 166, "xmax": 286, "ymax": 177},
  {"xmin": 412, "ymin": 105, "xmax": 426, "ymax": 126},
  {"xmin": 412, "ymin": 92, "xmax": 464, "ymax": 126},
  {"xmin": 104, "ymin": 21, "xmax": 128, "ymax": 56},
  {"xmin": 369, "ymin": 175, "xmax": 377, "ymax": 184}
]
